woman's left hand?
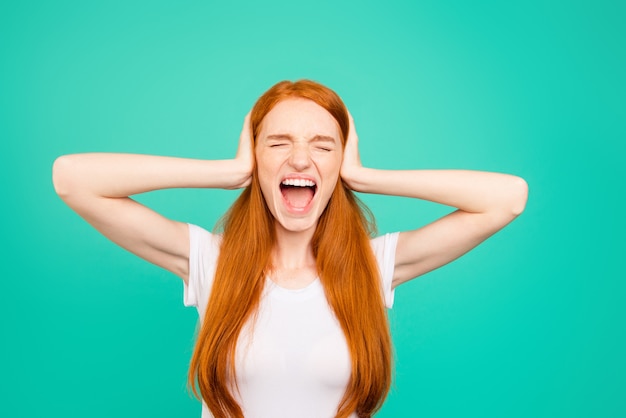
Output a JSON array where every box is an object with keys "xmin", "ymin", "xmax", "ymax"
[{"xmin": 340, "ymin": 112, "xmax": 365, "ymax": 191}]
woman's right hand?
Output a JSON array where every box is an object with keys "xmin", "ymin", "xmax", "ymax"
[
  {"xmin": 53, "ymin": 112, "xmax": 258, "ymax": 282},
  {"xmin": 230, "ymin": 112, "xmax": 255, "ymax": 189}
]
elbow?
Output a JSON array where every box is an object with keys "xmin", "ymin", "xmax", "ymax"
[
  {"xmin": 508, "ymin": 176, "xmax": 528, "ymax": 217},
  {"xmin": 52, "ymin": 155, "xmax": 77, "ymax": 200}
]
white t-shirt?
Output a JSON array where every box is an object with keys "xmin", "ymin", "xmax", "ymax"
[{"xmin": 184, "ymin": 224, "xmax": 399, "ymax": 418}]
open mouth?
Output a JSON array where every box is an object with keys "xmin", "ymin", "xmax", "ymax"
[{"xmin": 280, "ymin": 178, "xmax": 317, "ymax": 210}]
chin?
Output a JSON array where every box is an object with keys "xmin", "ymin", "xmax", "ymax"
[{"xmin": 274, "ymin": 214, "xmax": 319, "ymax": 234}]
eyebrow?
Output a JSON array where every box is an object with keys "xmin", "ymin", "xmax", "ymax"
[{"xmin": 266, "ymin": 134, "xmax": 337, "ymax": 143}]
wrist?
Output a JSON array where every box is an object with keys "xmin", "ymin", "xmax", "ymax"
[
  {"xmin": 225, "ymin": 158, "xmax": 253, "ymax": 189},
  {"xmin": 341, "ymin": 166, "xmax": 373, "ymax": 193}
]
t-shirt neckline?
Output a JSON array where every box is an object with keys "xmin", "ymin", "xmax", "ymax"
[{"xmin": 265, "ymin": 277, "xmax": 323, "ymax": 300}]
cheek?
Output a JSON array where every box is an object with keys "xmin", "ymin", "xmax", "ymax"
[
  {"xmin": 255, "ymin": 150, "xmax": 271, "ymax": 176},
  {"xmin": 314, "ymin": 154, "xmax": 342, "ymax": 178},
  {"xmin": 255, "ymin": 153, "xmax": 282, "ymax": 192}
]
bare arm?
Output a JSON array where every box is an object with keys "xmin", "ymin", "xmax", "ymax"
[
  {"xmin": 340, "ymin": 114, "xmax": 528, "ymax": 287},
  {"xmin": 53, "ymin": 114, "xmax": 254, "ymax": 284}
]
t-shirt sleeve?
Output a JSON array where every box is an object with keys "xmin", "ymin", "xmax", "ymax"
[
  {"xmin": 370, "ymin": 232, "xmax": 400, "ymax": 309},
  {"xmin": 184, "ymin": 223, "xmax": 221, "ymax": 318}
]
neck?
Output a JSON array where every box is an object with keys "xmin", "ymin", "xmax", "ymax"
[{"xmin": 272, "ymin": 223, "xmax": 316, "ymax": 269}]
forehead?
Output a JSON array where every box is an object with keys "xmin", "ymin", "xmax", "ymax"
[{"xmin": 259, "ymin": 98, "xmax": 340, "ymax": 140}]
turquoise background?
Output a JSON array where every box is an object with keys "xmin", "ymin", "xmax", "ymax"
[{"xmin": 1, "ymin": 0, "xmax": 624, "ymax": 416}]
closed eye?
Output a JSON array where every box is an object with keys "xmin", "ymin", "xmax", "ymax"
[{"xmin": 311, "ymin": 135, "xmax": 337, "ymax": 152}]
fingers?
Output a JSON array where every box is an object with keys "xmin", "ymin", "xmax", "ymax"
[
  {"xmin": 236, "ymin": 111, "xmax": 254, "ymax": 158},
  {"xmin": 341, "ymin": 109, "xmax": 362, "ymax": 178},
  {"xmin": 240, "ymin": 111, "xmax": 252, "ymax": 142},
  {"xmin": 232, "ymin": 111, "xmax": 255, "ymax": 188},
  {"xmin": 346, "ymin": 110, "xmax": 359, "ymax": 145}
]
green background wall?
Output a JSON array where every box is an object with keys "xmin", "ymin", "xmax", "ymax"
[{"xmin": 1, "ymin": 0, "xmax": 624, "ymax": 416}]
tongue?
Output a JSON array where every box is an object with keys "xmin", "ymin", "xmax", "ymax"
[{"xmin": 282, "ymin": 187, "xmax": 314, "ymax": 208}]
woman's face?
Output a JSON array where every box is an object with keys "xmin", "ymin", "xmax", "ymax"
[{"xmin": 255, "ymin": 98, "xmax": 343, "ymax": 234}]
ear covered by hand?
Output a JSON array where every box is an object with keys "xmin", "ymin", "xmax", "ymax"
[
  {"xmin": 340, "ymin": 112, "xmax": 364, "ymax": 190},
  {"xmin": 231, "ymin": 111, "xmax": 255, "ymax": 189}
]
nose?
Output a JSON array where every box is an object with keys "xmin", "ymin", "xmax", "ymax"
[{"xmin": 288, "ymin": 143, "xmax": 311, "ymax": 171}]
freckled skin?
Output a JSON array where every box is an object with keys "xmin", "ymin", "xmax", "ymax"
[{"xmin": 255, "ymin": 99, "xmax": 343, "ymax": 235}]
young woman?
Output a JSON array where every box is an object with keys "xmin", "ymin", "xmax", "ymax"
[{"xmin": 53, "ymin": 80, "xmax": 528, "ymax": 418}]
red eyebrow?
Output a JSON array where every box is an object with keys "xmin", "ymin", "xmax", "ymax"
[
  {"xmin": 311, "ymin": 135, "xmax": 337, "ymax": 143},
  {"xmin": 266, "ymin": 134, "xmax": 293, "ymax": 140}
]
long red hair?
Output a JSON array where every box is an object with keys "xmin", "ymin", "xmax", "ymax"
[{"xmin": 188, "ymin": 80, "xmax": 392, "ymax": 417}]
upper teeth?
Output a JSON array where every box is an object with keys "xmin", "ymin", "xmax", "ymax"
[{"xmin": 282, "ymin": 179, "xmax": 316, "ymax": 187}]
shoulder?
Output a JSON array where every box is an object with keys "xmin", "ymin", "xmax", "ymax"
[
  {"xmin": 370, "ymin": 232, "xmax": 400, "ymax": 307},
  {"xmin": 369, "ymin": 232, "xmax": 400, "ymax": 258},
  {"xmin": 185, "ymin": 224, "xmax": 222, "ymax": 312},
  {"xmin": 188, "ymin": 223, "xmax": 222, "ymax": 251},
  {"xmin": 187, "ymin": 223, "xmax": 222, "ymax": 277}
]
